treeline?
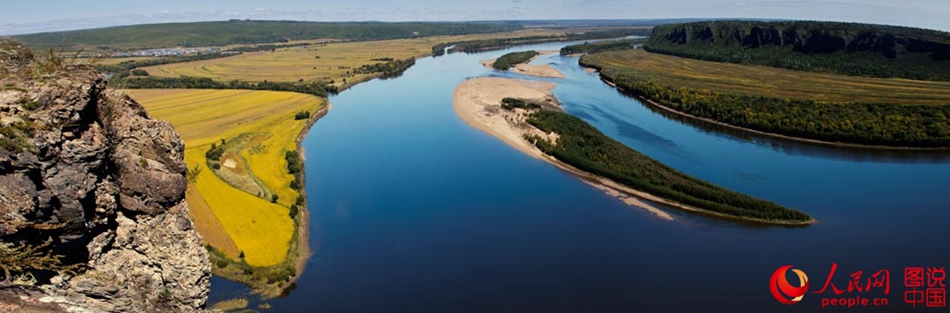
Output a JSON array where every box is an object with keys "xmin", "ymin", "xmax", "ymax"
[
  {"xmin": 432, "ymin": 28, "xmax": 652, "ymax": 56},
  {"xmin": 121, "ymin": 76, "xmax": 337, "ymax": 97},
  {"xmin": 226, "ymin": 42, "xmax": 311, "ymax": 53},
  {"xmin": 15, "ymin": 21, "xmax": 524, "ymax": 51},
  {"xmin": 585, "ymin": 64, "xmax": 950, "ymax": 147},
  {"xmin": 645, "ymin": 20, "xmax": 950, "ymax": 81},
  {"xmin": 352, "ymin": 57, "xmax": 416, "ymax": 78},
  {"xmin": 284, "ymin": 151, "xmax": 306, "ymax": 219},
  {"xmin": 524, "ymin": 109, "xmax": 812, "ymax": 223},
  {"xmin": 559, "ymin": 38, "xmax": 646, "ymax": 55},
  {"xmin": 492, "ymin": 51, "xmax": 539, "ymax": 70},
  {"xmin": 96, "ymin": 52, "xmax": 239, "ymax": 79}
]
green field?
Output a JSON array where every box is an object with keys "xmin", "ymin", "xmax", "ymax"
[{"xmin": 581, "ymin": 49, "xmax": 950, "ymax": 147}]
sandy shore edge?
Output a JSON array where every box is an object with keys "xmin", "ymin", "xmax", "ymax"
[{"xmin": 452, "ymin": 77, "xmax": 673, "ymax": 221}]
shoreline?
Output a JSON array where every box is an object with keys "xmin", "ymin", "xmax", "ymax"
[
  {"xmin": 453, "ymin": 77, "xmax": 816, "ymax": 226},
  {"xmin": 594, "ymin": 75, "xmax": 950, "ymax": 151},
  {"xmin": 287, "ymin": 101, "xmax": 330, "ymax": 288}
]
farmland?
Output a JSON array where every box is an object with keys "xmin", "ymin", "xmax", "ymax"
[
  {"xmin": 582, "ymin": 49, "xmax": 950, "ymax": 105},
  {"xmin": 126, "ymin": 89, "xmax": 326, "ymax": 267},
  {"xmin": 138, "ymin": 30, "xmax": 568, "ymax": 86}
]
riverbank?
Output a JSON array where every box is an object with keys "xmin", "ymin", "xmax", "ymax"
[
  {"xmin": 480, "ymin": 50, "xmax": 565, "ymax": 78},
  {"xmin": 453, "ymin": 77, "xmax": 816, "ymax": 226},
  {"xmin": 288, "ymin": 102, "xmax": 330, "ymax": 289},
  {"xmin": 599, "ymin": 74, "xmax": 950, "ymax": 151},
  {"xmin": 579, "ymin": 49, "xmax": 950, "ymax": 149},
  {"xmin": 204, "ymin": 101, "xmax": 330, "ymax": 299},
  {"xmin": 453, "ymin": 77, "xmax": 671, "ymax": 220}
]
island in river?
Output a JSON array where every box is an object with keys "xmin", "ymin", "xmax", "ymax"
[
  {"xmin": 481, "ymin": 50, "xmax": 566, "ymax": 78},
  {"xmin": 453, "ymin": 76, "xmax": 815, "ymax": 226}
]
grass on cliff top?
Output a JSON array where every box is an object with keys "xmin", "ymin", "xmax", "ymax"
[
  {"xmin": 137, "ymin": 29, "xmax": 565, "ymax": 86},
  {"xmin": 128, "ymin": 89, "xmax": 324, "ymax": 266},
  {"xmin": 581, "ymin": 49, "xmax": 950, "ymax": 105}
]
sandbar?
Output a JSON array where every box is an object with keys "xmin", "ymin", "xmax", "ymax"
[{"xmin": 453, "ymin": 77, "xmax": 673, "ymax": 221}]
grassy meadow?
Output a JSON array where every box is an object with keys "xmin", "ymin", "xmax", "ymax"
[
  {"xmin": 127, "ymin": 89, "xmax": 325, "ymax": 266},
  {"xmin": 139, "ymin": 30, "xmax": 567, "ymax": 85},
  {"xmin": 582, "ymin": 49, "xmax": 950, "ymax": 105}
]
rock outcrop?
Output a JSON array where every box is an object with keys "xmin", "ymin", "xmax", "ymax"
[{"xmin": 0, "ymin": 39, "xmax": 210, "ymax": 312}]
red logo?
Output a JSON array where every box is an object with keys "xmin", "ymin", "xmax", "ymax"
[{"xmin": 771, "ymin": 265, "xmax": 810, "ymax": 305}]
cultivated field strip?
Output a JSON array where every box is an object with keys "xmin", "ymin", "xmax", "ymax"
[{"xmin": 585, "ymin": 49, "xmax": 950, "ymax": 105}]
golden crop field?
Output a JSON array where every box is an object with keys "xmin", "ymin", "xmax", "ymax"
[
  {"xmin": 127, "ymin": 89, "xmax": 325, "ymax": 266},
  {"xmin": 139, "ymin": 29, "xmax": 567, "ymax": 83},
  {"xmin": 584, "ymin": 49, "xmax": 950, "ymax": 105}
]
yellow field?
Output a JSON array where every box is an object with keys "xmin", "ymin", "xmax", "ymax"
[
  {"xmin": 584, "ymin": 49, "xmax": 950, "ymax": 105},
  {"xmin": 139, "ymin": 30, "xmax": 567, "ymax": 83},
  {"xmin": 128, "ymin": 89, "xmax": 325, "ymax": 266}
]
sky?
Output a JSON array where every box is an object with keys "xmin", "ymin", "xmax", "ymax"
[{"xmin": 1, "ymin": 0, "xmax": 948, "ymax": 35}]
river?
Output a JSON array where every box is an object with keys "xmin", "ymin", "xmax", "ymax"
[{"xmin": 209, "ymin": 41, "xmax": 950, "ymax": 313}]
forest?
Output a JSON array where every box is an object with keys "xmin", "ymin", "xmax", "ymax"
[
  {"xmin": 645, "ymin": 20, "xmax": 950, "ymax": 81},
  {"xmin": 559, "ymin": 38, "xmax": 645, "ymax": 55},
  {"xmin": 524, "ymin": 109, "xmax": 812, "ymax": 223},
  {"xmin": 492, "ymin": 51, "xmax": 539, "ymax": 70},
  {"xmin": 121, "ymin": 76, "xmax": 337, "ymax": 97}
]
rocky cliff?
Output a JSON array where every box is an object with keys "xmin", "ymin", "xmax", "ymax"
[
  {"xmin": 0, "ymin": 39, "xmax": 210, "ymax": 312},
  {"xmin": 645, "ymin": 20, "xmax": 950, "ymax": 81}
]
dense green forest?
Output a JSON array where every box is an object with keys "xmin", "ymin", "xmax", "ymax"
[
  {"xmin": 120, "ymin": 76, "xmax": 336, "ymax": 97},
  {"xmin": 492, "ymin": 51, "xmax": 539, "ymax": 70},
  {"xmin": 13, "ymin": 20, "xmax": 524, "ymax": 51},
  {"xmin": 580, "ymin": 61, "xmax": 950, "ymax": 147},
  {"xmin": 523, "ymin": 109, "xmax": 811, "ymax": 223},
  {"xmin": 559, "ymin": 38, "xmax": 646, "ymax": 55},
  {"xmin": 645, "ymin": 20, "xmax": 950, "ymax": 81},
  {"xmin": 432, "ymin": 28, "xmax": 651, "ymax": 56},
  {"xmin": 351, "ymin": 57, "xmax": 416, "ymax": 78}
]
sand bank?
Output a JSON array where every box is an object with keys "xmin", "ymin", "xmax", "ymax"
[{"xmin": 453, "ymin": 77, "xmax": 673, "ymax": 221}]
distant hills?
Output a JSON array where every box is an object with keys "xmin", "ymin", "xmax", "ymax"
[
  {"xmin": 10, "ymin": 20, "xmax": 525, "ymax": 51},
  {"xmin": 645, "ymin": 20, "xmax": 950, "ymax": 81}
]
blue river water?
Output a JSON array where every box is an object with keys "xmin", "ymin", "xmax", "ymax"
[{"xmin": 209, "ymin": 41, "xmax": 950, "ymax": 312}]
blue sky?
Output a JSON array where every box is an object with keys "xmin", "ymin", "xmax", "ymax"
[{"xmin": 1, "ymin": 0, "xmax": 948, "ymax": 35}]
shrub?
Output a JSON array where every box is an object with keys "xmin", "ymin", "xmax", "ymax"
[{"xmin": 294, "ymin": 111, "xmax": 310, "ymax": 120}]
